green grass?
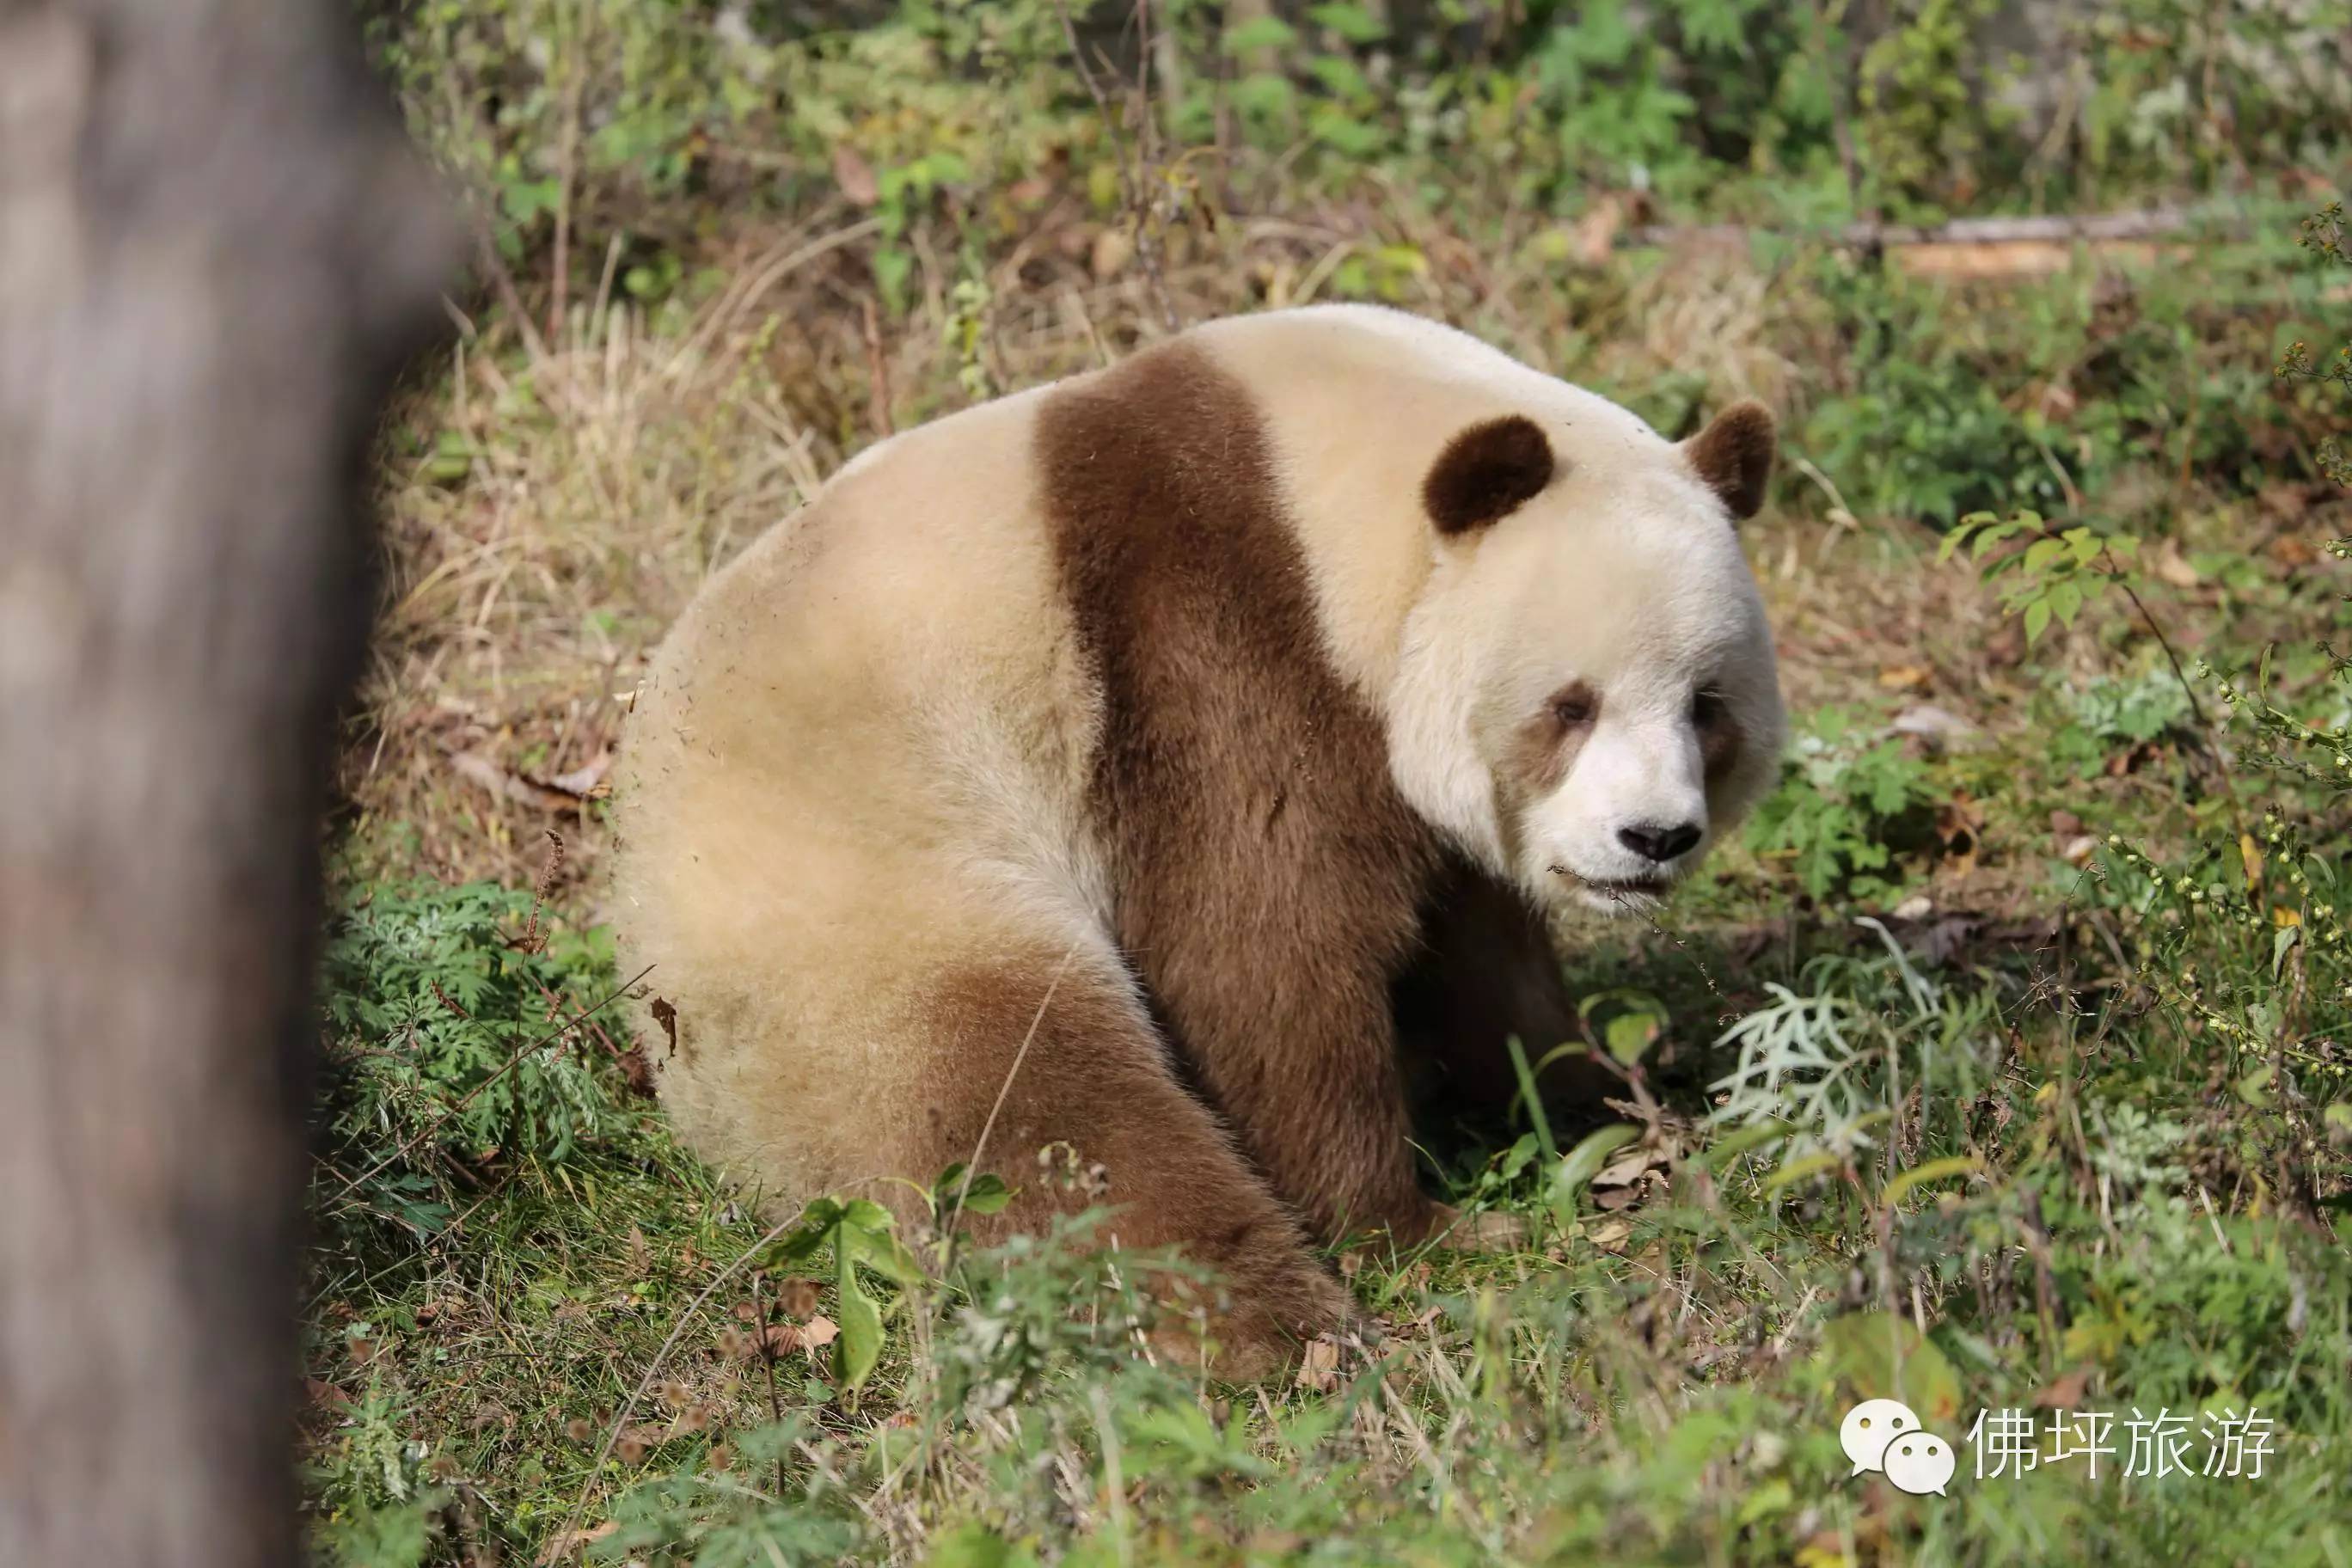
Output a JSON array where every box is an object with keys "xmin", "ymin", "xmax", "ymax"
[{"xmin": 303, "ymin": 833, "xmax": 2352, "ymax": 1564}]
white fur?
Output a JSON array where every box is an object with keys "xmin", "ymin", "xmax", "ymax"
[{"xmin": 1196, "ymin": 304, "xmax": 1786, "ymax": 916}]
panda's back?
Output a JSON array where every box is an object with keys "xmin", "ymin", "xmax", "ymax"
[{"xmin": 615, "ymin": 377, "xmax": 1110, "ymax": 957}]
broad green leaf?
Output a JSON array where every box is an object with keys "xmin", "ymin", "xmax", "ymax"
[
  {"xmin": 2049, "ymin": 579, "xmax": 2085, "ymax": 626},
  {"xmin": 2273, "ymin": 923, "xmax": 2301, "ymax": 979},
  {"xmin": 1222, "ymin": 16, "xmax": 1297, "ymax": 54},
  {"xmin": 1307, "ymin": 54, "xmax": 1371, "ymax": 99},
  {"xmin": 844, "ymin": 1222, "xmax": 926, "ymax": 1287},
  {"xmin": 959, "ymin": 1173, "xmax": 1014, "ymax": 1216},
  {"xmin": 1577, "ymin": 987, "xmax": 1668, "ymax": 1065},
  {"xmin": 833, "ymin": 1256, "xmax": 885, "ymax": 1390},
  {"xmin": 1308, "ymin": 3, "xmax": 1388, "ymax": 42},
  {"xmin": 1229, "ymin": 72, "xmax": 1298, "ymax": 119},
  {"xmin": 1820, "ymin": 1309, "xmax": 1964, "ymax": 1425}
]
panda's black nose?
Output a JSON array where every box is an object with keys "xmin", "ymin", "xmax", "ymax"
[{"xmin": 1619, "ymin": 821, "xmax": 1702, "ymax": 863}]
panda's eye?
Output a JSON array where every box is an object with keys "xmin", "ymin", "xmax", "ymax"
[
  {"xmin": 1548, "ymin": 683, "xmax": 1598, "ymax": 729},
  {"xmin": 1690, "ymin": 686, "xmax": 1726, "ymax": 727}
]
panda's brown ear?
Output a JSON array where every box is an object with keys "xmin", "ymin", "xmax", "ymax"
[
  {"xmin": 1681, "ymin": 400, "xmax": 1777, "ymax": 521},
  {"xmin": 1424, "ymin": 415, "xmax": 1555, "ymax": 536}
]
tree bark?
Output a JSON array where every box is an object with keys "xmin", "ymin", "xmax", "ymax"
[{"xmin": 0, "ymin": 3, "xmax": 452, "ymax": 1564}]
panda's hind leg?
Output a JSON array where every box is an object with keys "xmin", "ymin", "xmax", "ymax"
[{"xmin": 894, "ymin": 935, "xmax": 1353, "ymax": 1379}]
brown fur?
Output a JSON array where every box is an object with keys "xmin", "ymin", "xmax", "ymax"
[
  {"xmin": 1038, "ymin": 340, "xmax": 1449, "ymax": 1244},
  {"xmin": 1696, "ymin": 689, "xmax": 1743, "ymax": 782},
  {"xmin": 917, "ymin": 947, "xmax": 1351, "ymax": 1374},
  {"xmin": 1421, "ymin": 414, "xmax": 1557, "ymax": 535},
  {"xmin": 1392, "ymin": 855, "xmax": 1620, "ymax": 1126},
  {"xmin": 1682, "ymin": 400, "xmax": 1778, "ymax": 520}
]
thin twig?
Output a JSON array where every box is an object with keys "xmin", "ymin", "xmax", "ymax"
[
  {"xmin": 464, "ymin": 205, "xmax": 552, "ymax": 371},
  {"xmin": 861, "ymin": 295, "xmax": 895, "ymax": 438},
  {"xmin": 2106, "ymin": 558, "xmax": 2214, "ymax": 734},
  {"xmin": 752, "ymin": 1272, "xmax": 789, "ymax": 1498},
  {"xmin": 1620, "ymin": 205, "xmax": 2204, "ymax": 251},
  {"xmin": 1057, "ymin": 0, "xmax": 1179, "ymax": 334},
  {"xmin": 940, "ymin": 945, "xmax": 1081, "ymax": 1275}
]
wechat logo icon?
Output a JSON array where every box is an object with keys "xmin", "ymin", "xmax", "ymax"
[{"xmin": 1840, "ymin": 1399, "xmax": 1956, "ymax": 1496}]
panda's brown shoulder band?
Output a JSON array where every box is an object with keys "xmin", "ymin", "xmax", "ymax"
[
  {"xmin": 1031, "ymin": 336, "xmax": 1436, "ymax": 1115},
  {"xmin": 1422, "ymin": 414, "xmax": 1557, "ymax": 535}
]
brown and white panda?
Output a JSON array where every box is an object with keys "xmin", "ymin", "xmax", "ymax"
[{"xmin": 612, "ymin": 304, "xmax": 1785, "ymax": 1375}]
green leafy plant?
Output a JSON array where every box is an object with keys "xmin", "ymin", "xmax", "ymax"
[
  {"xmin": 2278, "ymin": 202, "xmax": 2352, "ymax": 488},
  {"xmin": 1709, "ymin": 919, "xmax": 1999, "ymax": 1161},
  {"xmin": 316, "ymin": 876, "xmax": 628, "ymax": 1228},
  {"xmin": 1940, "ymin": 508, "xmax": 2142, "ymax": 644},
  {"xmin": 768, "ymin": 1197, "xmax": 925, "ymax": 1393},
  {"xmin": 1745, "ymin": 706, "xmax": 1934, "ymax": 897},
  {"xmin": 2049, "ymin": 668, "xmax": 2198, "ymax": 777}
]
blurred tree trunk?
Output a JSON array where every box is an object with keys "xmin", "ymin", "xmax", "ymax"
[{"xmin": 0, "ymin": 3, "xmax": 451, "ymax": 1564}]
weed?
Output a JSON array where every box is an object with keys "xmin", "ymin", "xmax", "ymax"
[{"xmin": 1747, "ymin": 706, "xmax": 1937, "ymax": 900}]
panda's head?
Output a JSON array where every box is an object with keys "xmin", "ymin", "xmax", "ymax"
[{"xmin": 1389, "ymin": 400, "xmax": 1785, "ymax": 915}]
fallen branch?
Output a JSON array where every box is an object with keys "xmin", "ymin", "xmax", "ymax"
[{"xmin": 1620, "ymin": 205, "xmax": 2196, "ymax": 251}]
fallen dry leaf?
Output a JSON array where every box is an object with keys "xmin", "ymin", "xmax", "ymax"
[
  {"xmin": 831, "ymin": 145, "xmax": 879, "ymax": 206},
  {"xmin": 799, "ymin": 1314, "xmax": 839, "ymax": 1351},
  {"xmin": 1091, "ymin": 226, "xmax": 1135, "ymax": 280},
  {"xmin": 1294, "ymin": 1334, "xmax": 1343, "ymax": 1394},
  {"xmin": 1583, "ymin": 1216, "xmax": 1635, "ymax": 1252},
  {"xmin": 1592, "ymin": 1177, "xmax": 1661, "ymax": 1212},
  {"xmin": 1569, "ymin": 193, "xmax": 1626, "ymax": 268},
  {"xmin": 1891, "ymin": 703, "xmax": 1979, "ymax": 750},
  {"xmin": 542, "ymin": 749, "xmax": 612, "ymax": 799},
  {"xmin": 536, "ymin": 1520, "xmax": 618, "ymax": 1565},
  {"xmin": 2034, "ymin": 1367, "xmax": 2093, "ymax": 1409},
  {"xmin": 1877, "ymin": 664, "xmax": 1931, "ymax": 692},
  {"xmin": 2257, "ymin": 481, "xmax": 2314, "ymax": 521},
  {"xmin": 449, "ymin": 749, "xmax": 582, "ymax": 812},
  {"xmin": 1590, "ymin": 1148, "xmax": 1663, "ymax": 1190}
]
